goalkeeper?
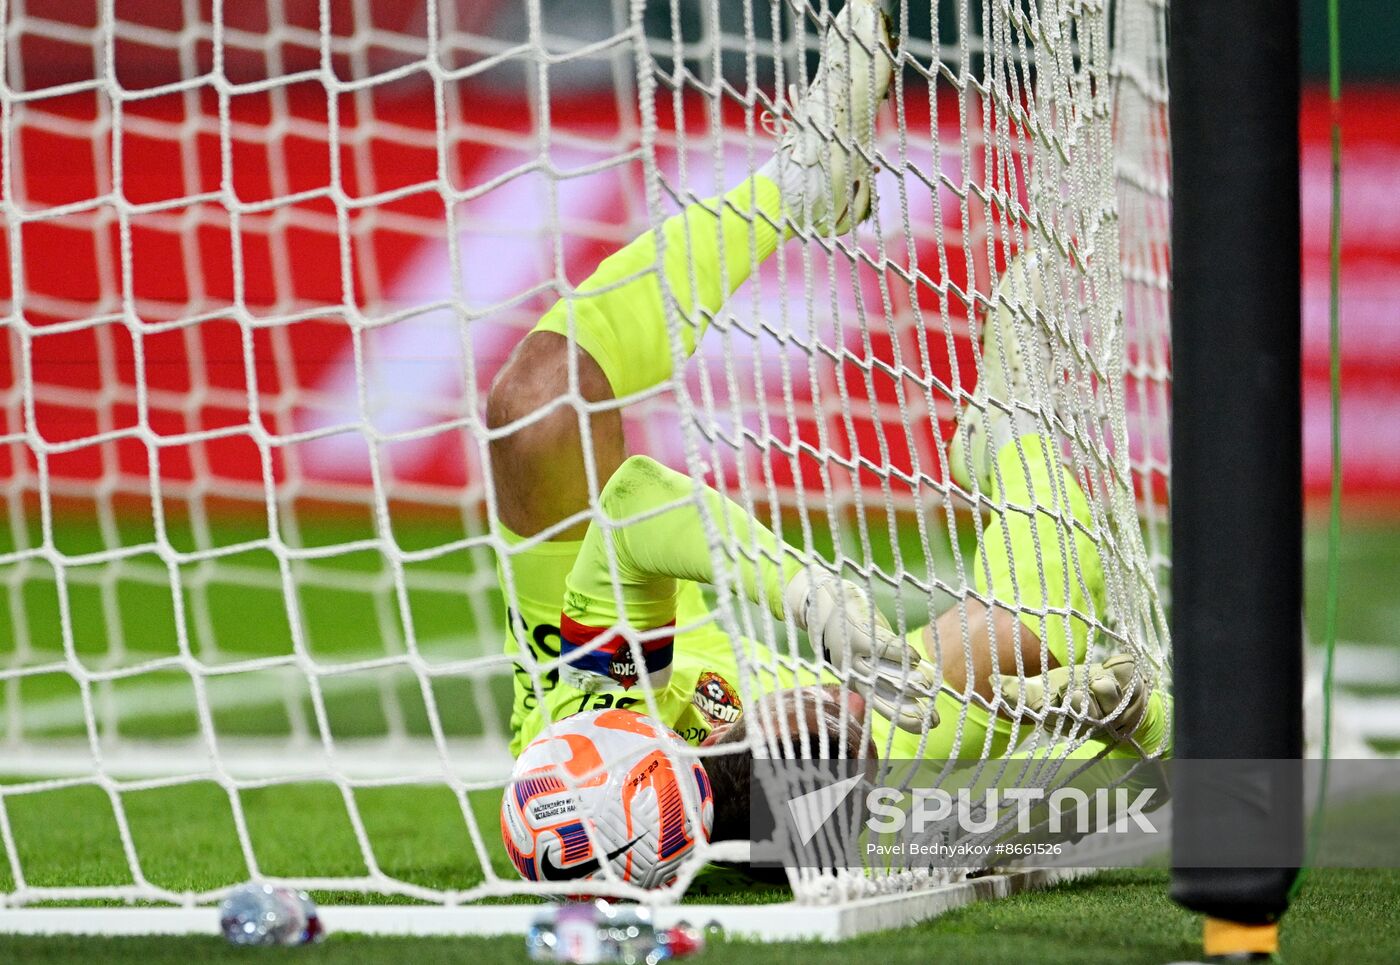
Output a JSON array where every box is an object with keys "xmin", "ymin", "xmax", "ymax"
[{"xmin": 489, "ymin": 0, "xmax": 1168, "ymax": 810}]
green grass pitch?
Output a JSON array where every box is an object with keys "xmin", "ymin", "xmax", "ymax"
[{"xmin": 2, "ymin": 508, "xmax": 1398, "ymax": 961}]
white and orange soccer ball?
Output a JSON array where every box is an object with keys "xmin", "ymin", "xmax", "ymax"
[{"xmin": 501, "ymin": 708, "xmax": 714, "ymax": 890}]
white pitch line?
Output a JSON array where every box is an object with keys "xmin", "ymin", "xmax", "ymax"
[
  {"xmin": 0, "ymin": 736, "xmax": 517, "ymax": 783},
  {"xmin": 9, "ymin": 638, "xmax": 487, "ymax": 733},
  {"xmin": 1332, "ymin": 694, "xmax": 1400, "ymax": 743},
  {"xmin": 1327, "ymin": 641, "xmax": 1400, "ymax": 689}
]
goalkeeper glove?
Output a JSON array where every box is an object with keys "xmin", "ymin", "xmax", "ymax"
[
  {"xmin": 996, "ymin": 653, "xmax": 1150, "ymax": 741},
  {"xmin": 784, "ymin": 564, "xmax": 940, "ymax": 733}
]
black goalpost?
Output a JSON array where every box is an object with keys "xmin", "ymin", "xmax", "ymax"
[{"xmin": 1168, "ymin": 0, "xmax": 1303, "ymax": 956}]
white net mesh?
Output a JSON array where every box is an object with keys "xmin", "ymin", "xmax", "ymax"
[{"xmin": 0, "ymin": 0, "xmax": 1170, "ymax": 910}]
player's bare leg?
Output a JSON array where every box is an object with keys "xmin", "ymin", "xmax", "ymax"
[
  {"xmin": 488, "ymin": 334, "xmax": 624, "ymax": 540},
  {"xmin": 927, "ymin": 599, "xmax": 1040, "ymax": 702}
]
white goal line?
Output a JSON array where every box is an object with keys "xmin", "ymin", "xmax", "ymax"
[{"xmin": 0, "ymin": 868, "xmax": 1099, "ymax": 941}]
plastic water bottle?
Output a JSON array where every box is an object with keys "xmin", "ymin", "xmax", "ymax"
[
  {"xmin": 219, "ymin": 882, "xmax": 324, "ymax": 946},
  {"xmin": 525, "ymin": 900, "xmax": 704, "ymax": 963}
]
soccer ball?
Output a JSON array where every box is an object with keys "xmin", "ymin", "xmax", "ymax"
[{"xmin": 501, "ymin": 708, "xmax": 714, "ymax": 890}]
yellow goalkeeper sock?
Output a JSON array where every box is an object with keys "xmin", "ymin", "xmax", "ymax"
[
  {"xmin": 558, "ymin": 455, "xmax": 801, "ymax": 689},
  {"xmin": 532, "ymin": 176, "xmax": 784, "ymax": 400},
  {"xmin": 973, "ymin": 433, "xmax": 1107, "ymax": 669}
]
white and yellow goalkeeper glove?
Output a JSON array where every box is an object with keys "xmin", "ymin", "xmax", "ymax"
[
  {"xmin": 996, "ymin": 653, "xmax": 1150, "ymax": 741},
  {"xmin": 785, "ymin": 564, "xmax": 940, "ymax": 733}
]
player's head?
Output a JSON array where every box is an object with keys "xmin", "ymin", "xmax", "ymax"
[{"xmin": 699, "ymin": 684, "xmax": 878, "ymax": 841}]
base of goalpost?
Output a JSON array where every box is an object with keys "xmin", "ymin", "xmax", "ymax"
[{"xmin": 0, "ymin": 867, "xmax": 1097, "ymax": 942}]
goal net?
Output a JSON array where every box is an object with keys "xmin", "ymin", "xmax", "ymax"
[{"xmin": 0, "ymin": 0, "xmax": 1171, "ymax": 931}]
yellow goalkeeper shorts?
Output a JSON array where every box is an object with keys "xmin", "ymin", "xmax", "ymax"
[{"xmin": 500, "ymin": 526, "xmax": 800, "ymax": 755}]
